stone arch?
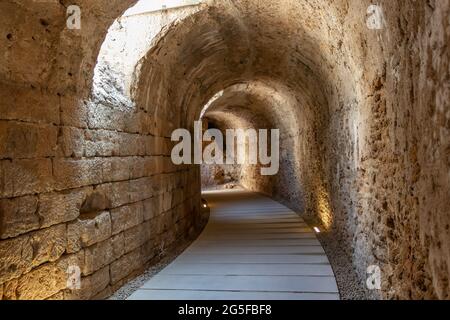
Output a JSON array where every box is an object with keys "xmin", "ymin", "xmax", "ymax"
[{"xmin": 0, "ymin": 0, "xmax": 448, "ymax": 300}]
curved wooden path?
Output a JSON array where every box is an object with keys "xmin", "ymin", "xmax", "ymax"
[{"xmin": 128, "ymin": 189, "xmax": 339, "ymax": 300}]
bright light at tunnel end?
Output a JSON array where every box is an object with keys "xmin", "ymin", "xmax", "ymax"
[{"xmin": 124, "ymin": 0, "xmax": 203, "ymax": 16}]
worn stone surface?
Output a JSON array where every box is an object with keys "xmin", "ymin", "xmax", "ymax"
[
  {"xmin": 0, "ymin": 121, "xmax": 58, "ymax": 159},
  {"xmin": 38, "ymin": 188, "xmax": 89, "ymax": 229},
  {"xmin": 111, "ymin": 202, "xmax": 144, "ymax": 235},
  {"xmin": 16, "ymin": 262, "xmax": 66, "ymax": 300},
  {"xmin": 65, "ymin": 266, "xmax": 110, "ymax": 300},
  {"xmin": 67, "ymin": 211, "xmax": 112, "ymax": 252},
  {"xmin": 0, "ymin": 0, "xmax": 448, "ymax": 300},
  {"xmin": 14, "ymin": 252, "xmax": 83, "ymax": 300},
  {"xmin": 0, "ymin": 195, "xmax": 39, "ymax": 239},
  {"xmin": 123, "ymin": 224, "xmax": 149, "ymax": 253},
  {"xmin": 110, "ymin": 248, "xmax": 142, "ymax": 284},
  {"xmin": 0, "ymin": 159, "xmax": 53, "ymax": 198},
  {"xmin": 0, "ymin": 224, "xmax": 66, "ymax": 284},
  {"xmin": 125, "ymin": 0, "xmax": 447, "ymax": 300},
  {"xmin": 83, "ymin": 239, "xmax": 115, "ymax": 276}
]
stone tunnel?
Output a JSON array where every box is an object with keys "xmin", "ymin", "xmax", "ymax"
[{"xmin": 0, "ymin": 0, "xmax": 448, "ymax": 300}]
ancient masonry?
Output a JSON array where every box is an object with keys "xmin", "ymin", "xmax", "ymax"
[{"xmin": 0, "ymin": 0, "xmax": 449, "ymax": 300}]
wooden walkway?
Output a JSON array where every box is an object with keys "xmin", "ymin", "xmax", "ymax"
[{"xmin": 128, "ymin": 189, "xmax": 339, "ymax": 300}]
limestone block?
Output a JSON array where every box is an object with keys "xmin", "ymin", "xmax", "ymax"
[
  {"xmin": 162, "ymin": 210, "xmax": 173, "ymax": 233},
  {"xmin": 38, "ymin": 187, "xmax": 90, "ymax": 229},
  {"xmin": 91, "ymin": 285, "xmax": 112, "ymax": 300},
  {"xmin": 102, "ymin": 157, "xmax": 130, "ymax": 182},
  {"xmin": 150, "ymin": 174, "xmax": 164, "ymax": 196},
  {"xmin": 111, "ymin": 232, "xmax": 125, "ymax": 260},
  {"xmin": 162, "ymin": 223, "xmax": 177, "ymax": 245},
  {"xmin": 123, "ymin": 224, "xmax": 146, "ymax": 253},
  {"xmin": 95, "ymin": 182, "xmax": 130, "ymax": 208},
  {"xmin": 60, "ymin": 95, "xmax": 88, "ymax": 128},
  {"xmin": 163, "ymin": 159, "xmax": 176, "ymax": 174},
  {"xmin": 142, "ymin": 220, "xmax": 154, "ymax": 242},
  {"xmin": 0, "ymin": 0, "xmax": 62, "ymax": 85},
  {"xmin": 172, "ymin": 188, "xmax": 184, "ymax": 207},
  {"xmin": 58, "ymin": 251, "xmax": 85, "ymax": 276},
  {"xmin": 153, "ymin": 157, "xmax": 165, "ymax": 175},
  {"xmin": 117, "ymin": 133, "xmax": 141, "ymax": 156},
  {"xmin": 129, "ymin": 177, "xmax": 153, "ymax": 202},
  {"xmin": 111, "ymin": 202, "xmax": 144, "ymax": 235},
  {"xmin": 0, "ymin": 283, "xmax": 3, "ymax": 300},
  {"xmin": 67, "ymin": 211, "xmax": 111, "ymax": 251},
  {"xmin": 28, "ymin": 224, "xmax": 67, "ymax": 268},
  {"xmin": 0, "ymin": 121, "xmax": 58, "ymax": 159},
  {"xmin": 144, "ymin": 135, "xmax": 158, "ymax": 155},
  {"xmin": 84, "ymin": 129, "xmax": 118, "ymax": 157},
  {"xmin": 162, "ymin": 191, "xmax": 172, "ymax": 212},
  {"xmin": 0, "ymin": 159, "xmax": 53, "ymax": 198},
  {"xmin": 143, "ymin": 196, "xmax": 162, "ymax": 221},
  {"xmin": 140, "ymin": 240, "xmax": 156, "ymax": 264},
  {"xmin": 163, "ymin": 137, "xmax": 173, "ymax": 156},
  {"xmin": 167, "ymin": 173, "xmax": 179, "ymax": 191},
  {"xmin": 0, "ymin": 84, "xmax": 59, "ymax": 125},
  {"xmin": 83, "ymin": 239, "xmax": 114, "ymax": 275},
  {"xmin": 154, "ymin": 214, "xmax": 167, "ymax": 235},
  {"xmin": 87, "ymin": 267, "xmax": 111, "ymax": 299},
  {"xmin": 172, "ymin": 204, "xmax": 184, "ymax": 224},
  {"xmin": 0, "ymin": 224, "xmax": 66, "ymax": 283},
  {"xmin": 15, "ymin": 252, "xmax": 84, "ymax": 300},
  {"xmin": 0, "ymin": 235, "xmax": 31, "ymax": 283},
  {"xmin": 53, "ymin": 158, "xmax": 103, "ymax": 190},
  {"xmin": 0, "ymin": 195, "xmax": 39, "ymax": 239},
  {"xmin": 129, "ymin": 157, "xmax": 146, "ymax": 179},
  {"xmin": 16, "ymin": 263, "xmax": 66, "ymax": 300},
  {"xmin": 65, "ymin": 266, "xmax": 110, "ymax": 300},
  {"xmin": 143, "ymin": 156, "xmax": 158, "ymax": 176},
  {"xmin": 80, "ymin": 212, "xmax": 112, "ymax": 247},
  {"xmin": 87, "ymin": 103, "xmax": 120, "ymax": 131},
  {"xmin": 88, "ymin": 103, "xmax": 142, "ymax": 133},
  {"xmin": 67, "ymin": 222, "xmax": 82, "ymax": 254},
  {"xmin": 137, "ymin": 136, "xmax": 147, "ymax": 156},
  {"xmin": 57, "ymin": 126, "xmax": 85, "ymax": 158},
  {"xmin": 109, "ymin": 248, "xmax": 141, "ymax": 284}
]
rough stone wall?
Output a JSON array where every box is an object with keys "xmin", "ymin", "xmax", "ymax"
[
  {"xmin": 199, "ymin": 82, "xmax": 311, "ymax": 210},
  {"xmin": 0, "ymin": 0, "xmax": 205, "ymax": 300},
  {"xmin": 319, "ymin": 0, "xmax": 450, "ymax": 299},
  {"xmin": 132, "ymin": 0, "xmax": 449, "ymax": 299},
  {"xmin": 0, "ymin": 0, "xmax": 448, "ymax": 300}
]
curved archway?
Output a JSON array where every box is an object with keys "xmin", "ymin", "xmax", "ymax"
[{"xmin": 0, "ymin": 0, "xmax": 448, "ymax": 300}]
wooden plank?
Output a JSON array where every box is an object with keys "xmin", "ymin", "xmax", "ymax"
[{"xmin": 127, "ymin": 189, "xmax": 339, "ymax": 300}]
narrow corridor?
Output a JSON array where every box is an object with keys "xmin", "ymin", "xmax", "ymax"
[
  {"xmin": 128, "ymin": 189, "xmax": 339, "ymax": 300},
  {"xmin": 1, "ymin": 0, "xmax": 448, "ymax": 301}
]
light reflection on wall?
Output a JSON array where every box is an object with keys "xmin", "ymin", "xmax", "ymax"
[{"xmin": 316, "ymin": 185, "xmax": 333, "ymax": 230}]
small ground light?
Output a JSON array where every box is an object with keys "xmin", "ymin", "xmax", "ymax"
[
  {"xmin": 314, "ymin": 227, "xmax": 321, "ymax": 233},
  {"xmin": 201, "ymin": 199, "xmax": 208, "ymax": 208}
]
